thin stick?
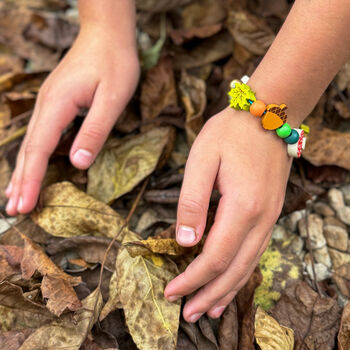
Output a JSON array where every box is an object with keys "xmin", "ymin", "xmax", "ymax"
[{"xmin": 0, "ymin": 125, "xmax": 27, "ymax": 148}]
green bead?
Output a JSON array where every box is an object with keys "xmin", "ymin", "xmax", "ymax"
[
  {"xmin": 283, "ymin": 129, "xmax": 299, "ymax": 144},
  {"xmin": 276, "ymin": 123, "xmax": 292, "ymax": 138}
]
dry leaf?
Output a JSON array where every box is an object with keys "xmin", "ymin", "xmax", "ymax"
[
  {"xmin": 270, "ymin": 281, "xmax": 341, "ymax": 349},
  {"xmin": 116, "ymin": 230, "xmax": 180, "ymax": 350},
  {"xmin": 0, "ymin": 158, "xmax": 11, "ymax": 207},
  {"xmin": 99, "ymin": 270, "xmax": 120, "ymax": 321},
  {"xmin": 87, "ymin": 127, "xmax": 174, "ymax": 203},
  {"xmin": 124, "ymin": 237, "xmax": 196, "ymax": 257},
  {"xmin": 141, "ymin": 56, "xmax": 177, "ymax": 125},
  {"xmin": 218, "ymin": 302, "xmax": 238, "ymax": 350},
  {"xmin": 0, "ymin": 245, "xmax": 23, "ymax": 281},
  {"xmin": 136, "ymin": 0, "xmax": 191, "ymax": 12},
  {"xmin": 179, "ymin": 70, "xmax": 206, "ymax": 145},
  {"xmin": 226, "ymin": 10, "xmax": 275, "ymax": 55},
  {"xmin": 254, "ymin": 306, "xmax": 294, "ymax": 350},
  {"xmin": 32, "ymin": 181, "xmax": 126, "ymax": 239},
  {"xmin": 18, "ymin": 288, "xmax": 103, "ymax": 350},
  {"xmin": 0, "ymin": 328, "xmax": 34, "ymax": 350},
  {"xmin": 302, "ymin": 126, "xmax": 350, "ymax": 170},
  {"xmin": 20, "ymin": 233, "xmax": 82, "ymax": 316},
  {"xmin": 173, "ymin": 32, "xmax": 234, "ymax": 70},
  {"xmin": 338, "ymin": 300, "xmax": 350, "ymax": 350},
  {"xmin": 0, "ymin": 281, "xmax": 54, "ymax": 330}
]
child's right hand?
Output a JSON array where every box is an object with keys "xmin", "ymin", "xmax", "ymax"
[{"xmin": 5, "ymin": 24, "xmax": 140, "ymax": 216}]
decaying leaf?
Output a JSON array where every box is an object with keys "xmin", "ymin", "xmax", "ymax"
[
  {"xmin": 0, "ymin": 328, "xmax": 34, "ymax": 350},
  {"xmin": 270, "ymin": 281, "xmax": 341, "ymax": 349},
  {"xmin": 0, "ymin": 245, "xmax": 23, "ymax": 281},
  {"xmin": 32, "ymin": 182, "xmax": 126, "ymax": 239},
  {"xmin": 141, "ymin": 56, "xmax": 177, "ymax": 125},
  {"xmin": 254, "ymin": 306, "xmax": 294, "ymax": 350},
  {"xmin": 18, "ymin": 288, "xmax": 103, "ymax": 350},
  {"xmin": 303, "ymin": 126, "xmax": 350, "ymax": 170},
  {"xmin": 179, "ymin": 71, "xmax": 206, "ymax": 145},
  {"xmin": 20, "ymin": 233, "xmax": 82, "ymax": 316},
  {"xmin": 87, "ymin": 127, "xmax": 174, "ymax": 203},
  {"xmin": 0, "ymin": 281, "xmax": 54, "ymax": 331},
  {"xmin": 338, "ymin": 300, "xmax": 350, "ymax": 350},
  {"xmin": 124, "ymin": 237, "xmax": 197, "ymax": 257},
  {"xmin": 115, "ymin": 230, "xmax": 180, "ymax": 350},
  {"xmin": 226, "ymin": 10, "xmax": 275, "ymax": 55}
]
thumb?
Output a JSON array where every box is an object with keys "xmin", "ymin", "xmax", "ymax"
[{"xmin": 176, "ymin": 144, "xmax": 219, "ymax": 247}]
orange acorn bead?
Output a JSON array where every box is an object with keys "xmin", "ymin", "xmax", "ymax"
[{"xmin": 250, "ymin": 100, "xmax": 266, "ymax": 117}]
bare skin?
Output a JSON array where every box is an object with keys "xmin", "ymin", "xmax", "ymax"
[{"xmin": 6, "ymin": 0, "xmax": 350, "ymax": 322}]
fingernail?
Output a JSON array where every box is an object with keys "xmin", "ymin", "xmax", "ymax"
[
  {"xmin": 211, "ymin": 306, "xmax": 226, "ymax": 318},
  {"xmin": 189, "ymin": 313, "xmax": 203, "ymax": 323},
  {"xmin": 17, "ymin": 197, "xmax": 23, "ymax": 213},
  {"xmin": 6, "ymin": 197, "xmax": 14, "ymax": 213},
  {"xmin": 167, "ymin": 295, "xmax": 181, "ymax": 302},
  {"xmin": 72, "ymin": 149, "xmax": 93, "ymax": 168},
  {"xmin": 5, "ymin": 182, "xmax": 12, "ymax": 197},
  {"xmin": 177, "ymin": 226, "xmax": 196, "ymax": 245}
]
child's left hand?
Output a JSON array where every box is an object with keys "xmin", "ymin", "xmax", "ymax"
[{"xmin": 164, "ymin": 106, "xmax": 293, "ymax": 322}]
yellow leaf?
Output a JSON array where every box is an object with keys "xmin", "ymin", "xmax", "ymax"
[
  {"xmin": 87, "ymin": 127, "xmax": 174, "ymax": 204},
  {"xmin": 254, "ymin": 306, "xmax": 294, "ymax": 350},
  {"xmin": 104, "ymin": 230, "xmax": 181, "ymax": 349},
  {"xmin": 32, "ymin": 181, "xmax": 126, "ymax": 239}
]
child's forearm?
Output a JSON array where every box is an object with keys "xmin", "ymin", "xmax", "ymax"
[
  {"xmin": 249, "ymin": 0, "xmax": 350, "ymax": 126},
  {"xmin": 78, "ymin": 0, "xmax": 136, "ymax": 49}
]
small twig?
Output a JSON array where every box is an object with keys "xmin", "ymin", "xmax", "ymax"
[
  {"xmin": 0, "ymin": 125, "xmax": 27, "ymax": 148},
  {"xmin": 1, "ymin": 110, "xmax": 32, "ymax": 128}
]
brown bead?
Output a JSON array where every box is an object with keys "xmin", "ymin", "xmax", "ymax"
[{"xmin": 249, "ymin": 100, "xmax": 266, "ymax": 117}]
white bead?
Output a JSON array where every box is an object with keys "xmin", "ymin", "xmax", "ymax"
[
  {"xmin": 287, "ymin": 129, "xmax": 306, "ymax": 158},
  {"xmin": 230, "ymin": 79, "xmax": 241, "ymax": 89},
  {"xmin": 241, "ymin": 75, "xmax": 250, "ymax": 84}
]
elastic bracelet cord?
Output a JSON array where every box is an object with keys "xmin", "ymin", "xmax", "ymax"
[{"xmin": 228, "ymin": 76, "xmax": 309, "ymax": 158}]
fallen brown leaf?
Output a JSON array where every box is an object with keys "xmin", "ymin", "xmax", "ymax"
[
  {"xmin": 18, "ymin": 288, "xmax": 103, "ymax": 350},
  {"xmin": 0, "ymin": 245, "xmax": 23, "ymax": 281},
  {"xmin": 270, "ymin": 281, "xmax": 341, "ymax": 349},
  {"xmin": 0, "ymin": 328, "xmax": 35, "ymax": 350},
  {"xmin": 32, "ymin": 181, "xmax": 126, "ymax": 239},
  {"xmin": 87, "ymin": 127, "xmax": 174, "ymax": 204},
  {"xmin": 338, "ymin": 300, "xmax": 350, "ymax": 350}
]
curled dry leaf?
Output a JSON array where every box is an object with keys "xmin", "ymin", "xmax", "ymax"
[
  {"xmin": 106, "ymin": 230, "xmax": 181, "ymax": 350},
  {"xmin": 124, "ymin": 237, "xmax": 198, "ymax": 257},
  {"xmin": 179, "ymin": 70, "xmax": 206, "ymax": 146},
  {"xmin": 226, "ymin": 10, "xmax": 275, "ymax": 55},
  {"xmin": 302, "ymin": 126, "xmax": 350, "ymax": 171},
  {"xmin": 254, "ymin": 306, "xmax": 294, "ymax": 350},
  {"xmin": 20, "ymin": 233, "xmax": 82, "ymax": 316},
  {"xmin": 338, "ymin": 300, "xmax": 350, "ymax": 350},
  {"xmin": 18, "ymin": 288, "xmax": 103, "ymax": 350},
  {"xmin": 0, "ymin": 245, "xmax": 23, "ymax": 281},
  {"xmin": 32, "ymin": 181, "xmax": 126, "ymax": 239},
  {"xmin": 0, "ymin": 281, "xmax": 54, "ymax": 330},
  {"xmin": 270, "ymin": 281, "xmax": 341, "ymax": 350},
  {"xmin": 87, "ymin": 127, "xmax": 174, "ymax": 204},
  {"xmin": 140, "ymin": 56, "xmax": 177, "ymax": 125}
]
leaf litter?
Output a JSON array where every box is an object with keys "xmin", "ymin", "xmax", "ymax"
[{"xmin": 1, "ymin": 0, "xmax": 350, "ymax": 349}]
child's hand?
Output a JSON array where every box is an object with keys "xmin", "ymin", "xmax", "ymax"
[
  {"xmin": 164, "ymin": 107, "xmax": 292, "ymax": 322},
  {"xmin": 5, "ymin": 26, "xmax": 139, "ymax": 216}
]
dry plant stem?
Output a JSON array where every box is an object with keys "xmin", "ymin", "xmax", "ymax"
[
  {"xmin": 0, "ymin": 125, "xmax": 27, "ymax": 148},
  {"xmin": 1, "ymin": 110, "xmax": 32, "ymax": 128}
]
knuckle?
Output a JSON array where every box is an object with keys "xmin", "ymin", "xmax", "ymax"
[
  {"xmin": 179, "ymin": 194, "xmax": 205, "ymax": 217},
  {"xmin": 81, "ymin": 123, "xmax": 107, "ymax": 141},
  {"xmin": 208, "ymin": 255, "xmax": 230, "ymax": 274},
  {"xmin": 237, "ymin": 196, "xmax": 262, "ymax": 220}
]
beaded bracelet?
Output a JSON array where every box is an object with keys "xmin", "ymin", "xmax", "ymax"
[{"xmin": 228, "ymin": 76, "xmax": 309, "ymax": 158}]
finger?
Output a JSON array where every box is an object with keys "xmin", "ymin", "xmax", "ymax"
[
  {"xmin": 69, "ymin": 83, "xmax": 132, "ymax": 169},
  {"xmin": 176, "ymin": 139, "xmax": 220, "ymax": 247},
  {"xmin": 16, "ymin": 97, "xmax": 78, "ymax": 214},
  {"xmin": 165, "ymin": 194, "xmax": 257, "ymax": 300},
  {"xmin": 184, "ymin": 228, "xmax": 272, "ymax": 322}
]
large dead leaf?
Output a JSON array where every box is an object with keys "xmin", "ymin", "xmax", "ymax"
[
  {"xmin": 270, "ymin": 281, "xmax": 341, "ymax": 349},
  {"xmin": 173, "ymin": 32, "xmax": 233, "ymax": 70},
  {"xmin": 254, "ymin": 307, "xmax": 294, "ymax": 350},
  {"xmin": 226, "ymin": 10, "xmax": 275, "ymax": 55},
  {"xmin": 0, "ymin": 281, "xmax": 54, "ymax": 330},
  {"xmin": 18, "ymin": 288, "xmax": 103, "ymax": 350},
  {"xmin": 140, "ymin": 56, "xmax": 177, "ymax": 125},
  {"xmin": 20, "ymin": 233, "xmax": 82, "ymax": 316},
  {"xmin": 109, "ymin": 230, "xmax": 181, "ymax": 350},
  {"xmin": 302, "ymin": 126, "xmax": 350, "ymax": 170},
  {"xmin": 179, "ymin": 71, "xmax": 206, "ymax": 146},
  {"xmin": 338, "ymin": 300, "xmax": 350, "ymax": 350},
  {"xmin": 87, "ymin": 127, "xmax": 174, "ymax": 203},
  {"xmin": 32, "ymin": 182, "xmax": 126, "ymax": 239}
]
